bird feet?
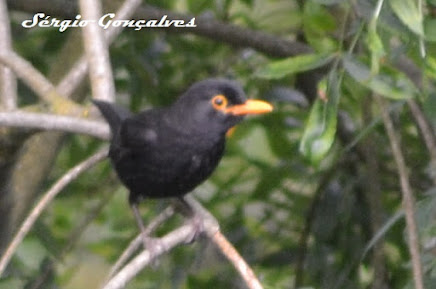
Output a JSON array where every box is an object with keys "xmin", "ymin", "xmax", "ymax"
[
  {"xmin": 140, "ymin": 235, "xmax": 167, "ymax": 261},
  {"xmin": 184, "ymin": 214, "xmax": 205, "ymax": 244}
]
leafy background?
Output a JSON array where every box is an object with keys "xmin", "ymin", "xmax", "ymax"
[{"xmin": 0, "ymin": 0, "xmax": 436, "ymax": 289}]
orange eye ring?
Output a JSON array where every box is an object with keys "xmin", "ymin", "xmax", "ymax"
[{"xmin": 211, "ymin": 94, "xmax": 228, "ymax": 111}]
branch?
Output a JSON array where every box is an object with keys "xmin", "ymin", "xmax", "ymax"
[
  {"xmin": 102, "ymin": 224, "xmax": 197, "ymax": 289},
  {"xmin": 406, "ymin": 99, "xmax": 436, "ymax": 185},
  {"xmin": 392, "ymin": 56, "xmax": 436, "ymax": 182},
  {"xmin": 104, "ymin": 197, "xmax": 264, "ymax": 289},
  {"xmin": 0, "ymin": 111, "xmax": 109, "ymax": 140},
  {"xmin": 210, "ymin": 232, "xmax": 263, "ymax": 289},
  {"xmin": 0, "ymin": 0, "xmax": 16, "ymax": 110},
  {"xmin": 137, "ymin": 5, "xmax": 312, "ymax": 58},
  {"xmin": 27, "ymin": 189, "xmax": 115, "ymax": 288},
  {"xmin": 374, "ymin": 94, "xmax": 425, "ymax": 289},
  {"xmin": 107, "ymin": 206, "xmax": 175, "ymax": 279},
  {"xmin": 0, "ymin": 147, "xmax": 109, "ymax": 276},
  {"xmin": 0, "ymin": 51, "xmax": 83, "ymax": 115},
  {"xmin": 57, "ymin": 0, "xmax": 143, "ymax": 97},
  {"xmin": 0, "ymin": 51, "xmax": 55, "ymax": 104},
  {"xmin": 182, "ymin": 196, "xmax": 264, "ymax": 289},
  {"xmin": 7, "ymin": 0, "xmax": 311, "ymax": 58},
  {"xmin": 79, "ymin": 0, "xmax": 115, "ymax": 102}
]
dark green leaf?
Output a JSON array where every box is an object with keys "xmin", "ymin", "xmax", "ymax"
[
  {"xmin": 389, "ymin": 0, "xmax": 424, "ymax": 36},
  {"xmin": 343, "ymin": 56, "xmax": 418, "ymax": 99},
  {"xmin": 366, "ymin": 19, "xmax": 385, "ymax": 74},
  {"xmin": 299, "ymin": 71, "xmax": 340, "ymax": 164},
  {"xmin": 256, "ymin": 53, "xmax": 335, "ymax": 79},
  {"xmin": 424, "ymin": 18, "xmax": 436, "ymax": 42}
]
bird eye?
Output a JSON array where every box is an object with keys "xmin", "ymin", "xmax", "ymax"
[{"xmin": 211, "ymin": 95, "xmax": 228, "ymax": 111}]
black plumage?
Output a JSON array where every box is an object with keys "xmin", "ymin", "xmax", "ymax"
[{"xmin": 93, "ymin": 78, "xmax": 273, "ymax": 246}]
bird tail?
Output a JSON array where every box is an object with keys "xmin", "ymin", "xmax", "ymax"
[{"xmin": 92, "ymin": 100, "xmax": 132, "ymax": 133}]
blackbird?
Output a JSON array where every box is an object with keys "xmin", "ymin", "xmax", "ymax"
[{"xmin": 93, "ymin": 78, "xmax": 273, "ymax": 248}]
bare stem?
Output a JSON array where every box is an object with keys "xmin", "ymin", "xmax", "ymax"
[
  {"xmin": 406, "ymin": 99, "xmax": 436, "ymax": 185},
  {"xmin": 0, "ymin": 147, "xmax": 109, "ymax": 276},
  {"xmin": 210, "ymin": 231, "xmax": 264, "ymax": 289},
  {"xmin": 182, "ymin": 196, "xmax": 263, "ymax": 289},
  {"xmin": 79, "ymin": 0, "xmax": 115, "ymax": 102},
  {"xmin": 0, "ymin": 110, "xmax": 110, "ymax": 139},
  {"xmin": 0, "ymin": 51, "xmax": 83, "ymax": 115},
  {"xmin": 101, "ymin": 224, "xmax": 197, "ymax": 289},
  {"xmin": 107, "ymin": 206, "xmax": 175, "ymax": 279},
  {"xmin": 59, "ymin": 0, "xmax": 142, "ymax": 97},
  {"xmin": 0, "ymin": 0, "xmax": 16, "ymax": 109},
  {"xmin": 0, "ymin": 51, "xmax": 57, "ymax": 103},
  {"xmin": 375, "ymin": 95, "xmax": 425, "ymax": 289}
]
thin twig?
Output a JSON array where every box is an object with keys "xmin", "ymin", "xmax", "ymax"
[
  {"xmin": 106, "ymin": 196, "xmax": 263, "ymax": 289},
  {"xmin": 406, "ymin": 99, "xmax": 436, "ymax": 185},
  {"xmin": 107, "ymin": 206, "xmax": 175, "ymax": 279},
  {"xmin": 57, "ymin": 0, "xmax": 143, "ymax": 97},
  {"xmin": 0, "ymin": 51, "xmax": 82, "ymax": 114},
  {"xmin": 27, "ymin": 189, "xmax": 115, "ymax": 289},
  {"xmin": 210, "ymin": 232, "xmax": 263, "ymax": 289},
  {"xmin": 0, "ymin": 111, "xmax": 109, "ymax": 140},
  {"xmin": 0, "ymin": 51, "xmax": 54, "ymax": 103},
  {"xmin": 183, "ymin": 196, "xmax": 263, "ymax": 289},
  {"xmin": 102, "ymin": 224, "xmax": 197, "ymax": 289},
  {"xmin": 0, "ymin": 147, "xmax": 109, "ymax": 276},
  {"xmin": 0, "ymin": 0, "xmax": 16, "ymax": 110},
  {"xmin": 79, "ymin": 0, "xmax": 115, "ymax": 102},
  {"xmin": 375, "ymin": 94, "xmax": 425, "ymax": 289}
]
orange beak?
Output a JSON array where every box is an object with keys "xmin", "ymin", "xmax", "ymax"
[{"xmin": 225, "ymin": 99, "xmax": 273, "ymax": 115}]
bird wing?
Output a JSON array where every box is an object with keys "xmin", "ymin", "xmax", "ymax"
[{"xmin": 119, "ymin": 117, "xmax": 159, "ymax": 148}]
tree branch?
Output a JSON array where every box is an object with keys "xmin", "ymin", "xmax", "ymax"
[
  {"xmin": 375, "ymin": 94, "xmax": 425, "ymax": 289},
  {"xmin": 28, "ymin": 189, "xmax": 115, "ymax": 288},
  {"xmin": 57, "ymin": 0, "xmax": 143, "ymax": 97},
  {"xmin": 102, "ymin": 224, "xmax": 197, "ymax": 289},
  {"xmin": 0, "ymin": 0, "xmax": 16, "ymax": 110},
  {"xmin": 7, "ymin": 0, "xmax": 311, "ymax": 58},
  {"xmin": 0, "ymin": 51, "xmax": 83, "ymax": 115},
  {"xmin": 182, "ymin": 196, "xmax": 263, "ymax": 289},
  {"xmin": 210, "ymin": 232, "xmax": 263, "ymax": 289},
  {"xmin": 0, "ymin": 147, "xmax": 109, "ymax": 276},
  {"xmin": 107, "ymin": 206, "xmax": 175, "ymax": 279},
  {"xmin": 104, "ymin": 196, "xmax": 264, "ymax": 289},
  {"xmin": 0, "ymin": 111, "xmax": 109, "ymax": 140},
  {"xmin": 406, "ymin": 99, "xmax": 436, "ymax": 185},
  {"xmin": 79, "ymin": 0, "xmax": 115, "ymax": 102}
]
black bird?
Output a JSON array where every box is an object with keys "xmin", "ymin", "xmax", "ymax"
[{"xmin": 93, "ymin": 78, "xmax": 273, "ymax": 248}]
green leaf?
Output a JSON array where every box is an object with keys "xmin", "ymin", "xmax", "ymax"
[
  {"xmin": 389, "ymin": 0, "xmax": 424, "ymax": 36},
  {"xmin": 426, "ymin": 56, "xmax": 436, "ymax": 80},
  {"xmin": 299, "ymin": 71, "xmax": 340, "ymax": 164},
  {"xmin": 256, "ymin": 53, "xmax": 335, "ymax": 79},
  {"xmin": 366, "ymin": 19, "xmax": 385, "ymax": 74},
  {"xmin": 424, "ymin": 18, "xmax": 436, "ymax": 42},
  {"xmin": 343, "ymin": 56, "xmax": 417, "ymax": 99}
]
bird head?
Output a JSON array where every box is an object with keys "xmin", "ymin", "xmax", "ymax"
[{"xmin": 170, "ymin": 78, "xmax": 273, "ymax": 136}]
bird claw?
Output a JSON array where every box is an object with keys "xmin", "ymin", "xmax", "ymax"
[
  {"xmin": 185, "ymin": 214, "xmax": 205, "ymax": 244},
  {"xmin": 141, "ymin": 235, "xmax": 166, "ymax": 262}
]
